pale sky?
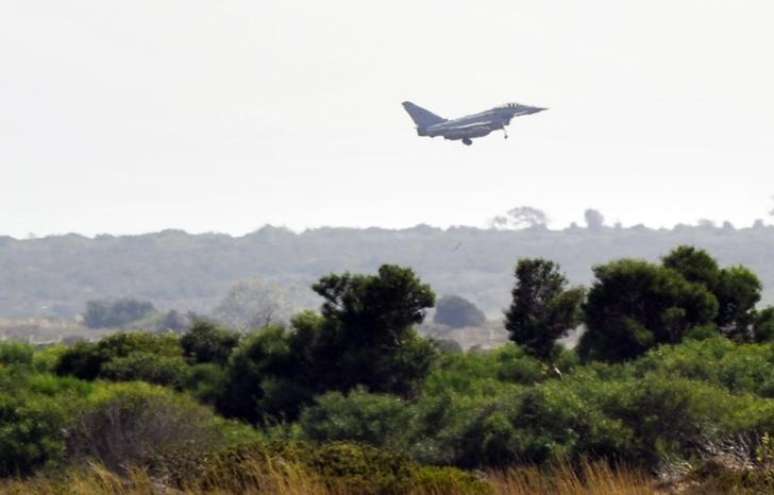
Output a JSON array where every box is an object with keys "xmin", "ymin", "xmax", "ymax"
[{"xmin": 3, "ymin": 1, "xmax": 774, "ymax": 238}]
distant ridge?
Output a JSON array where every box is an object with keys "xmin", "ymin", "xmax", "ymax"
[{"xmin": 1, "ymin": 224, "xmax": 773, "ymax": 318}]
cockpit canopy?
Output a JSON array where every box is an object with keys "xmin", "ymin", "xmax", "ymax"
[{"xmin": 495, "ymin": 102, "xmax": 547, "ymax": 114}]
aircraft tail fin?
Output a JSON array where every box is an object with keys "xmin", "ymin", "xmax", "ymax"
[{"xmin": 401, "ymin": 101, "xmax": 446, "ymax": 129}]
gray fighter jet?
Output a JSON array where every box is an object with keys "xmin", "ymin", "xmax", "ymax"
[{"xmin": 402, "ymin": 101, "xmax": 546, "ymax": 145}]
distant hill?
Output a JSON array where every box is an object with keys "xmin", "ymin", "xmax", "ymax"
[{"xmin": 1, "ymin": 224, "xmax": 773, "ymax": 318}]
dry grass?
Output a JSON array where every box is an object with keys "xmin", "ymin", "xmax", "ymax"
[
  {"xmin": 0, "ymin": 460, "xmax": 660, "ymax": 495},
  {"xmin": 491, "ymin": 461, "xmax": 655, "ymax": 495}
]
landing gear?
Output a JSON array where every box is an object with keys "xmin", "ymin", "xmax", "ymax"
[
  {"xmin": 462, "ymin": 138, "xmax": 472, "ymax": 146},
  {"xmin": 503, "ymin": 128, "xmax": 509, "ymax": 140}
]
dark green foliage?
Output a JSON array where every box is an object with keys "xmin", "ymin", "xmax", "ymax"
[
  {"xmin": 308, "ymin": 265, "xmax": 438, "ymax": 396},
  {"xmin": 434, "ymin": 295, "xmax": 486, "ymax": 328},
  {"xmin": 216, "ymin": 266, "xmax": 437, "ymax": 424},
  {"xmin": 0, "ymin": 393, "xmax": 69, "ymax": 476},
  {"xmin": 663, "ymin": 246, "xmax": 763, "ymax": 340},
  {"xmin": 684, "ymin": 324, "xmax": 721, "ymax": 341},
  {"xmin": 754, "ymin": 307, "xmax": 774, "ymax": 342},
  {"xmin": 663, "ymin": 245, "xmax": 721, "ymax": 289},
  {"xmin": 715, "ymin": 265, "xmax": 762, "ymax": 339},
  {"xmin": 299, "ymin": 389, "xmax": 413, "ymax": 450},
  {"xmin": 0, "ymin": 342, "xmax": 34, "ymax": 366},
  {"xmin": 0, "ymin": 368, "xmax": 91, "ymax": 476},
  {"xmin": 54, "ymin": 331, "xmax": 183, "ymax": 381},
  {"xmin": 505, "ymin": 259, "xmax": 585, "ymax": 360},
  {"xmin": 180, "ymin": 320, "xmax": 240, "ymax": 365},
  {"xmin": 628, "ymin": 336, "xmax": 774, "ymax": 396},
  {"xmin": 83, "ymin": 298, "xmax": 156, "ymax": 329},
  {"xmin": 313, "ymin": 265, "xmax": 435, "ymax": 333},
  {"xmin": 53, "ymin": 341, "xmax": 104, "ymax": 380},
  {"xmin": 292, "ymin": 265, "xmax": 439, "ymax": 400},
  {"xmin": 579, "ymin": 259, "xmax": 718, "ymax": 361},
  {"xmin": 186, "ymin": 363, "xmax": 228, "ymax": 404},
  {"xmin": 217, "ymin": 325, "xmax": 313, "ymax": 423},
  {"xmin": 9, "ymin": 244, "xmax": 774, "ymax": 488},
  {"xmin": 100, "ymin": 352, "xmax": 191, "ymax": 389}
]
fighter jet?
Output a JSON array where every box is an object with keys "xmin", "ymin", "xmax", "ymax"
[{"xmin": 401, "ymin": 101, "xmax": 547, "ymax": 146}]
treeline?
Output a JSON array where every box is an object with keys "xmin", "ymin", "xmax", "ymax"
[
  {"xmin": 4, "ymin": 246, "xmax": 774, "ymax": 492},
  {"xmin": 3, "ymin": 223, "xmax": 774, "ymax": 318}
]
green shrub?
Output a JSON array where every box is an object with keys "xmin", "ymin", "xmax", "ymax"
[
  {"xmin": 180, "ymin": 320, "xmax": 240, "ymax": 365},
  {"xmin": 0, "ymin": 342, "xmax": 34, "ymax": 367},
  {"xmin": 65, "ymin": 382, "xmax": 226, "ymax": 474},
  {"xmin": 299, "ymin": 389, "xmax": 413, "ymax": 450},
  {"xmin": 100, "ymin": 351, "xmax": 191, "ymax": 388},
  {"xmin": 629, "ymin": 337, "xmax": 774, "ymax": 396},
  {"xmin": 186, "ymin": 362, "xmax": 228, "ymax": 404},
  {"xmin": 55, "ymin": 332, "xmax": 184, "ymax": 381},
  {"xmin": 0, "ymin": 393, "xmax": 70, "ymax": 476}
]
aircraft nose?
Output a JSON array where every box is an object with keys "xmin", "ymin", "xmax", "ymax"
[{"xmin": 528, "ymin": 106, "xmax": 547, "ymax": 114}]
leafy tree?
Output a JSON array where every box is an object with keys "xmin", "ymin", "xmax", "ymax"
[
  {"xmin": 180, "ymin": 320, "xmax": 240, "ymax": 366},
  {"xmin": 505, "ymin": 259, "xmax": 585, "ymax": 360},
  {"xmin": 83, "ymin": 298, "xmax": 156, "ymax": 329},
  {"xmin": 753, "ymin": 307, "xmax": 774, "ymax": 343},
  {"xmin": 217, "ymin": 325, "xmax": 312, "ymax": 423},
  {"xmin": 662, "ymin": 245, "xmax": 721, "ymax": 289},
  {"xmin": 434, "ymin": 295, "xmax": 486, "ymax": 328},
  {"xmin": 299, "ymin": 389, "xmax": 413, "ymax": 450},
  {"xmin": 55, "ymin": 332, "xmax": 182, "ymax": 381},
  {"xmin": 579, "ymin": 259, "xmax": 719, "ymax": 361},
  {"xmin": 100, "ymin": 352, "xmax": 191, "ymax": 389},
  {"xmin": 715, "ymin": 266, "xmax": 762, "ymax": 339},
  {"xmin": 310, "ymin": 265, "xmax": 437, "ymax": 397},
  {"xmin": 663, "ymin": 246, "xmax": 762, "ymax": 340},
  {"xmin": 217, "ymin": 266, "xmax": 438, "ymax": 424}
]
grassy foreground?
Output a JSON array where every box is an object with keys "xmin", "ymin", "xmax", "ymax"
[{"xmin": 0, "ymin": 461, "xmax": 656, "ymax": 495}]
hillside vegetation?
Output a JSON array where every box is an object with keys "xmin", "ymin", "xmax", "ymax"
[
  {"xmin": 4, "ymin": 245, "xmax": 774, "ymax": 493},
  {"xmin": 2, "ymin": 223, "xmax": 774, "ymax": 318}
]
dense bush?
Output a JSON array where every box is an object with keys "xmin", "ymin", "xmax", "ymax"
[
  {"xmin": 65, "ymin": 382, "xmax": 228, "ymax": 474},
  {"xmin": 100, "ymin": 352, "xmax": 191, "ymax": 389},
  {"xmin": 299, "ymin": 389, "xmax": 412, "ymax": 450},
  {"xmin": 0, "ymin": 341, "xmax": 34, "ymax": 367},
  {"xmin": 217, "ymin": 265, "xmax": 439, "ymax": 424},
  {"xmin": 54, "ymin": 331, "xmax": 183, "ymax": 381},
  {"xmin": 8, "ymin": 247, "xmax": 774, "ymax": 492},
  {"xmin": 580, "ymin": 258, "xmax": 718, "ymax": 362},
  {"xmin": 0, "ymin": 392, "xmax": 70, "ymax": 476},
  {"xmin": 180, "ymin": 320, "xmax": 240, "ymax": 365},
  {"xmin": 505, "ymin": 258, "xmax": 584, "ymax": 361}
]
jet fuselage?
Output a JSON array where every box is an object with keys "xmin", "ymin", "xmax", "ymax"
[{"xmin": 402, "ymin": 101, "xmax": 546, "ymax": 145}]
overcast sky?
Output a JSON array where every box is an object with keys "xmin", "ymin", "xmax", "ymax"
[{"xmin": 3, "ymin": 1, "xmax": 774, "ymax": 237}]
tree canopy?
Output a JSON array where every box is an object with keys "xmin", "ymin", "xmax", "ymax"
[{"xmin": 505, "ymin": 259, "xmax": 584, "ymax": 360}]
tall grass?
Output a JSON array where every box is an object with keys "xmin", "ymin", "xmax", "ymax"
[
  {"xmin": 0, "ymin": 460, "xmax": 657, "ymax": 495},
  {"xmin": 491, "ymin": 461, "xmax": 654, "ymax": 495}
]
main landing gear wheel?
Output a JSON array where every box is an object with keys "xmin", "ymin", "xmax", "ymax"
[
  {"xmin": 462, "ymin": 138, "xmax": 472, "ymax": 146},
  {"xmin": 503, "ymin": 129, "xmax": 509, "ymax": 139}
]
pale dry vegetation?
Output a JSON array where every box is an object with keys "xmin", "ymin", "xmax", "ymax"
[{"xmin": 0, "ymin": 461, "xmax": 658, "ymax": 495}]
